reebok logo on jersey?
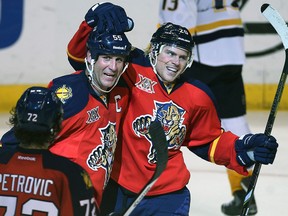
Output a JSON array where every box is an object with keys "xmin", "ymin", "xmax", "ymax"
[
  {"xmin": 113, "ymin": 45, "xmax": 127, "ymax": 50},
  {"xmin": 18, "ymin": 155, "xmax": 36, "ymax": 161}
]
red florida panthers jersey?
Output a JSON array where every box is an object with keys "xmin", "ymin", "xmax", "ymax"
[
  {"xmin": 48, "ymin": 70, "xmax": 129, "ymax": 205},
  {"xmin": 66, "ymin": 21, "xmax": 248, "ymax": 197},
  {"xmin": 111, "ymin": 50, "xmax": 246, "ymax": 195},
  {"xmin": 0, "ymin": 147, "xmax": 97, "ymax": 216}
]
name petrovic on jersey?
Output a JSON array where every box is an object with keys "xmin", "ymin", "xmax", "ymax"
[{"xmin": 0, "ymin": 174, "xmax": 54, "ymax": 197}]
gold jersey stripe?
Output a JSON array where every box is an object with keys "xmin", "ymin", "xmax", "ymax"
[{"xmin": 209, "ymin": 129, "xmax": 224, "ymax": 163}]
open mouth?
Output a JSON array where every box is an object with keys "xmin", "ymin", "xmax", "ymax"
[
  {"xmin": 166, "ymin": 66, "xmax": 178, "ymax": 73},
  {"xmin": 104, "ymin": 72, "xmax": 116, "ymax": 77},
  {"xmin": 103, "ymin": 72, "xmax": 117, "ymax": 82}
]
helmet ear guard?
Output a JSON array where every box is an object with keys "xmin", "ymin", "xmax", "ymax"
[
  {"xmin": 85, "ymin": 50, "xmax": 95, "ymax": 77},
  {"xmin": 86, "ymin": 51, "xmax": 92, "ymax": 63}
]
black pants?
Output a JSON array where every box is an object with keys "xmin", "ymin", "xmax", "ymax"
[{"xmin": 182, "ymin": 61, "xmax": 247, "ymax": 118}]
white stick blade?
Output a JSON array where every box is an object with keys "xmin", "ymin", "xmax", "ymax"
[{"xmin": 261, "ymin": 4, "xmax": 288, "ymax": 49}]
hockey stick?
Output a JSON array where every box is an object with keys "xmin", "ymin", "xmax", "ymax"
[
  {"xmin": 241, "ymin": 4, "xmax": 288, "ymax": 216},
  {"xmin": 121, "ymin": 120, "xmax": 168, "ymax": 216}
]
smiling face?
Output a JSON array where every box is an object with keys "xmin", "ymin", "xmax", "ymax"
[
  {"xmin": 91, "ymin": 54, "xmax": 126, "ymax": 91},
  {"xmin": 154, "ymin": 45, "xmax": 190, "ymax": 83}
]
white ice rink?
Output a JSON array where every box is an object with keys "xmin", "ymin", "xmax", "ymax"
[{"xmin": 1, "ymin": 111, "xmax": 287, "ymax": 216}]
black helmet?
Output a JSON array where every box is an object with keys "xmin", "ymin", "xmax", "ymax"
[
  {"xmin": 86, "ymin": 28, "xmax": 132, "ymax": 60},
  {"xmin": 150, "ymin": 22, "xmax": 194, "ymax": 54},
  {"xmin": 16, "ymin": 86, "xmax": 63, "ymax": 133}
]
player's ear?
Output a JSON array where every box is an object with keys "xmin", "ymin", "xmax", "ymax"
[{"xmin": 86, "ymin": 51, "xmax": 92, "ymax": 64}]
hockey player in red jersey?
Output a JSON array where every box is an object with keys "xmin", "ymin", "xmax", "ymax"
[
  {"xmin": 0, "ymin": 87, "xmax": 97, "ymax": 215},
  {"xmin": 1, "ymin": 29, "xmax": 132, "ymax": 209},
  {"xmin": 65, "ymin": 3, "xmax": 279, "ymax": 215},
  {"xmin": 47, "ymin": 29, "xmax": 131, "ymax": 207},
  {"xmin": 159, "ymin": 0, "xmax": 257, "ymax": 214}
]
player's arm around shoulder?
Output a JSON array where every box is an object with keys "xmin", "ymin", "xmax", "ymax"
[{"xmin": 67, "ymin": 21, "xmax": 91, "ymax": 70}]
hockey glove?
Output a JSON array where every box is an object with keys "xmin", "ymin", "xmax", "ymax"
[
  {"xmin": 235, "ymin": 133, "xmax": 278, "ymax": 167},
  {"xmin": 85, "ymin": 2, "xmax": 134, "ymax": 33}
]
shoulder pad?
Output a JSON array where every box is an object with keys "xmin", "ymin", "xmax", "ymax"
[{"xmin": 49, "ymin": 71, "xmax": 89, "ymax": 119}]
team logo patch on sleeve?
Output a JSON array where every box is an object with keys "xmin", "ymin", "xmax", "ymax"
[{"xmin": 55, "ymin": 85, "xmax": 73, "ymax": 104}]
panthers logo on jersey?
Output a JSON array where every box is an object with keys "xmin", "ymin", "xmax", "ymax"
[
  {"xmin": 86, "ymin": 122, "xmax": 117, "ymax": 188},
  {"xmin": 133, "ymin": 100, "xmax": 186, "ymax": 164},
  {"xmin": 155, "ymin": 101, "xmax": 186, "ymax": 148}
]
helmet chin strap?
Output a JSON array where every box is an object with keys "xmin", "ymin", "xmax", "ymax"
[
  {"xmin": 148, "ymin": 45, "xmax": 193, "ymax": 83},
  {"xmin": 148, "ymin": 51, "xmax": 158, "ymax": 76},
  {"xmin": 85, "ymin": 57, "xmax": 128, "ymax": 94}
]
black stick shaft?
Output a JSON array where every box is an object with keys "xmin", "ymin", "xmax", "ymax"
[
  {"xmin": 241, "ymin": 49, "xmax": 288, "ymax": 215},
  {"xmin": 122, "ymin": 120, "xmax": 168, "ymax": 216}
]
